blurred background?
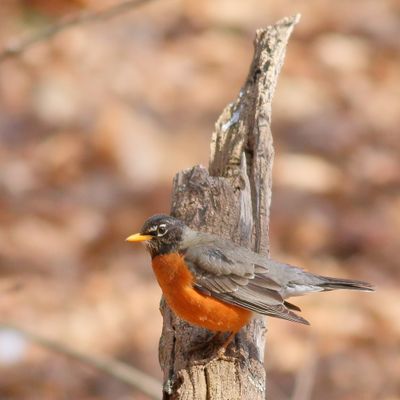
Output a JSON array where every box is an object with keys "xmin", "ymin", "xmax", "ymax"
[{"xmin": 0, "ymin": 0, "xmax": 399, "ymax": 399}]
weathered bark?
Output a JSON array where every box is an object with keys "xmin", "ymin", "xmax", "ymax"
[{"xmin": 159, "ymin": 15, "xmax": 300, "ymax": 400}]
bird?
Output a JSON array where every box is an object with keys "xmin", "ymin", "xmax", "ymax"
[{"xmin": 126, "ymin": 214, "xmax": 373, "ymax": 350}]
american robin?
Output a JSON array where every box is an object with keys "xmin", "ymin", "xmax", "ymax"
[{"xmin": 126, "ymin": 214, "xmax": 373, "ymax": 348}]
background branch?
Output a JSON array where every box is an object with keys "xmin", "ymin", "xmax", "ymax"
[
  {"xmin": 0, "ymin": 323, "xmax": 161, "ymax": 400},
  {"xmin": 0, "ymin": 0, "xmax": 158, "ymax": 63}
]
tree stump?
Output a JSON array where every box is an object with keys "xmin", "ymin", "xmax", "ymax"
[{"xmin": 159, "ymin": 15, "xmax": 300, "ymax": 400}]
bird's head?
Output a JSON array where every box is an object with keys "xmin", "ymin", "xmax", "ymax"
[{"xmin": 126, "ymin": 214, "xmax": 186, "ymax": 258}]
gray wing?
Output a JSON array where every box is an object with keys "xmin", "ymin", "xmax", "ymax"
[{"xmin": 181, "ymin": 233, "xmax": 309, "ymax": 325}]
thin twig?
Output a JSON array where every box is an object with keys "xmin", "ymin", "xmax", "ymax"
[
  {"xmin": 291, "ymin": 338, "xmax": 318, "ymax": 400},
  {"xmin": 0, "ymin": 0, "xmax": 159, "ymax": 63},
  {"xmin": 0, "ymin": 323, "xmax": 161, "ymax": 400}
]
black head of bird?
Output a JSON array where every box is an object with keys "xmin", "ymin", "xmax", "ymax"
[{"xmin": 126, "ymin": 214, "xmax": 186, "ymax": 257}]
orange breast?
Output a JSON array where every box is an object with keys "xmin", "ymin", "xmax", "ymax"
[{"xmin": 151, "ymin": 253, "xmax": 252, "ymax": 333}]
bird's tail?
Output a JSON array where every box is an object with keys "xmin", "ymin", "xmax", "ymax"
[{"xmin": 318, "ymin": 276, "xmax": 374, "ymax": 292}]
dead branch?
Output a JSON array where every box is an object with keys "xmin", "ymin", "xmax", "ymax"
[
  {"xmin": 159, "ymin": 14, "xmax": 300, "ymax": 400},
  {"xmin": 0, "ymin": 0, "xmax": 158, "ymax": 63},
  {"xmin": 0, "ymin": 323, "xmax": 161, "ymax": 400}
]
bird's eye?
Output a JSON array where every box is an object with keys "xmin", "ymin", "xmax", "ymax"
[{"xmin": 157, "ymin": 225, "xmax": 167, "ymax": 236}]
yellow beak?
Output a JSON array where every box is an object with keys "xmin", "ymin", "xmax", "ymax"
[{"xmin": 126, "ymin": 233, "xmax": 153, "ymax": 242}]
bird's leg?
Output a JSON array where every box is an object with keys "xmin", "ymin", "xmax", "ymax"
[
  {"xmin": 198, "ymin": 332, "xmax": 238, "ymax": 365},
  {"xmin": 191, "ymin": 331, "xmax": 243, "ymax": 366},
  {"xmin": 188, "ymin": 331, "xmax": 224, "ymax": 354},
  {"xmin": 217, "ymin": 331, "xmax": 236, "ymax": 358}
]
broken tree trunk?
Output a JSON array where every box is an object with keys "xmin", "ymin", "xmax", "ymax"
[{"xmin": 159, "ymin": 15, "xmax": 300, "ymax": 400}]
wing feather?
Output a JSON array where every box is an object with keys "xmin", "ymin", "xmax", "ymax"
[{"xmin": 181, "ymin": 235, "xmax": 307, "ymax": 325}]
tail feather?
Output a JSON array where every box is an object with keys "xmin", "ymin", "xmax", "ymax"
[{"xmin": 319, "ymin": 276, "xmax": 374, "ymax": 292}]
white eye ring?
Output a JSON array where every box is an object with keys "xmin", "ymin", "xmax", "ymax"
[{"xmin": 157, "ymin": 224, "xmax": 167, "ymax": 237}]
